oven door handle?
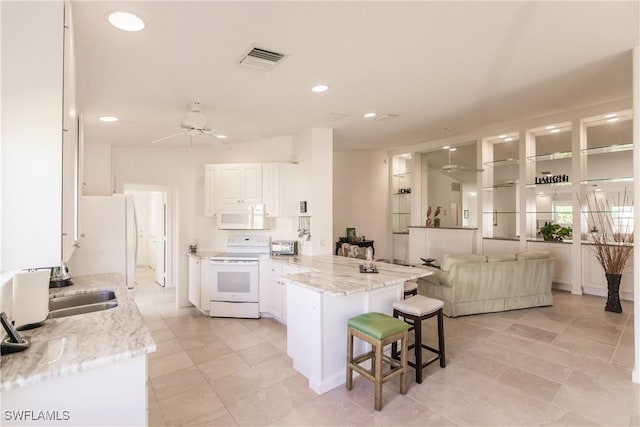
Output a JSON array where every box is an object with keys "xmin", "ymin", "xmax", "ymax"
[{"xmin": 209, "ymin": 260, "xmax": 259, "ymax": 265}]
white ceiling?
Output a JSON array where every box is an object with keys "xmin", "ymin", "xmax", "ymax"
[{"xmin": 73, "ymin": 1, "xmax": 639, "ymax": 151}]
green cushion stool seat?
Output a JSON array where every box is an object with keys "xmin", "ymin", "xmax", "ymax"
[
  {"xmin": 347, "ymin": 312, "xmax": 409, "ymax": 339},
  {"xmin": 346, "ymin": 312, "xmax": 410, "ymax": 411}
]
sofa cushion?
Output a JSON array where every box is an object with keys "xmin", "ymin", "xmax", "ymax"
[
  {"xmin": 441, "ymin": 254, "xmax": 487, "ymax": 272},
  {"xmin": 486, "ymin": 253, "xmax": 517, "ymax": 262},
  {"xmin": 516, "ymin": 250, "xmax": 551, "ymax": 261}
]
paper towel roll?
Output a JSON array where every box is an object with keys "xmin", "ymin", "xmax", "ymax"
[{"xmin": 12, "ymin": 270, "xmax": 50, "ymax": 329}]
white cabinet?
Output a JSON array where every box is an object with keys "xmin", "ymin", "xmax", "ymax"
[
  {"xmin": 204, "ymin": 165, "xmax": 218, "ymax": 216},
  {"xmin": 61, "ymin": 2, "xmax": 78, "ymax": 262},
  {"xmin": 188, "ymin": 256, "xmax": 201, "ymax": 308},
  {"xmin": 204, "ymin": 163, "xmax": 298, "ymax": 217},
  {"xmin": 268, "ymin": 262, "xmax": 285, "ymax": 322},
  {"xmin": 218, "ymin": 164, "xmax": 262, "ymax": 207},
  {"xmin": 1, "ymin": 1, "xmax": 72, "ymax": 270},
  {"xmin": 263, "ymin": 260, "xmax": 309, "ymax": 324}
]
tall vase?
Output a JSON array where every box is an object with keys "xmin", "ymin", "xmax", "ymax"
[{"xmin": 604, "ymin": 273, "xmax": 622, "ymax": 313}]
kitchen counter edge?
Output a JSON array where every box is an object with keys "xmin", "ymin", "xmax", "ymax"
[{"xmin": 0, "ymin": 273, "xmax": 156, "ymax": 392}]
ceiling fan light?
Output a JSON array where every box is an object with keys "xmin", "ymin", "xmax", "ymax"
[
  {"xmin": 364, "ymin": 112, "xmax": 376, "ymax": 119},
  {"xmin": 108, "ymin": 12, "xmax": 145, "ymax": 32},
  {"xmin": 98, "ymin": 116, "xmax": 119, "ymax": 122}
]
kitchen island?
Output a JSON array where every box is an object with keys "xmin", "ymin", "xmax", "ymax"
[
  {"xmin": 275, "ymin": 255, "xmax": 430, "ymax": 394},
  {"xmin": 0, "ymin": 274, "xmax": 156, "ymax": 426}
]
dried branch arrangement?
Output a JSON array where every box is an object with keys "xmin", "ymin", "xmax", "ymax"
[{"xmin": 581, "ymin": 189, "xmax": 634, "ymax": 275}]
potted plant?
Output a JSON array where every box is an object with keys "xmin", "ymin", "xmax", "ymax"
[
  {"xmin": 539, "ymin": 222, "xmax": 572, "ymax": 241},
  {"xmin": 581, "ymin": 189, "xmax": 634, "ymax": 313}
]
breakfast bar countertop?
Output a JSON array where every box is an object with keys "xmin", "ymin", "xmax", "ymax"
[
  {"xmin": 271, "ymin": 254, "xmax": 431, "ymax": 296},
  {"xmin": 0, "ymin": 273, "xmax": 156, "ymax": 392}
]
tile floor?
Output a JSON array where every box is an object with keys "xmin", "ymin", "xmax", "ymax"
[{"xmin": 133, "ymin": 267, "xmax": 639, "ymax": 426}]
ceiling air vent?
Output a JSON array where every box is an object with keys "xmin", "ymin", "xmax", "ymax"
[{"xmin": 239, "ymin": 47, "xmax": 286, "ymax": 70}]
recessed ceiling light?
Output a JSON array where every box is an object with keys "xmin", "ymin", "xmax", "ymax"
[
  {"xmin": 505, "ymin": 137, "xmax": 513, "ymax": 142},
  {"xmin": 311, "ymin": 84, "xmax": 328, "ymax": 93},
  {"xmin": 108, "ymin": 12, "xmax": 145, "ymax": 32},
  {"xmin": 216, "ymin": 135, "xmax": 227, "ymax": 139},
  {"xmin": 442, "ymin": 146, "xmax": 450, "ymax": 150},
  {"xmin": 604, "ymin": 113, "xmax": 617, "ymax": 119},
  {"xmin": 607, "ymin": 117, "xmax": 620, "ymax": 123},
  {"xmin": 449, "ymin": 148, "xmax": 457, "ymax": 152},
  {"xmin": 499, "ymin": 134, "xmax": 507, "ymax": 139},
  {"xmin": 550, "ymin": 129, "xmax": 560, "ymax": 133},
  {"xmin": 364, "ymin": 112, "xmax": 376, "ymax": 119},
  {"xmin": 545, "ymin": 125, "xmax": 556, "ymax": 130},
  {"xmin": 98, "ymin": 116, "xmax": 119, "ymax": 122}
]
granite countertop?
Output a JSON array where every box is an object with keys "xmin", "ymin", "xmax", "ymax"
[
  {"xmin": 188, "ymin": 251, "xmax": 221, "ymax": 258},
  {"xmin": 408, "ymin": 226, "xmax": 478, "ymax": 230},
  {"xmin": 0, "ymin": 273, "xmax": 156, "ymax": 392},
  {"xmin": 271, "ymin": 254, "xmax": 431, "ymax": 296}
]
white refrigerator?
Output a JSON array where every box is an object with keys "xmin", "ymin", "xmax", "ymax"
[{"xmin": 67, "ymin": 194, "xmax": 137, "ymax": 288}]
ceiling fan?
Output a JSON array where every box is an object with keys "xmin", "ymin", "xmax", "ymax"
[
  {"xmin": 151, "ymin": 102, "xmax": 228, "ymax": 149},
  {"xmin": 441, "ymin": 148, "xmax": 484, "ymax": 174}
]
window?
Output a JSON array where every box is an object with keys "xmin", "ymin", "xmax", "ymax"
[
  {"xmin": 611, "ymin": 206, "xmax": 634, "ymax": 234},
  {"xmin": 552, "ymin": 202, "xmax": 573, "ymax": 226}
]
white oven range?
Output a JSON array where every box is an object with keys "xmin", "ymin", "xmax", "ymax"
[{"xmin": 207, "ymin": 235, "xmax": 270, "ymax": 318}]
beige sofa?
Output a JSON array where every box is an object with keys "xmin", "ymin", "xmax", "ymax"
[{"xmin": 417, "ymin": 251, "xmax": 554, "ymax": 317}]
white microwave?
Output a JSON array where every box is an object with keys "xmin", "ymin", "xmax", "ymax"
[{"xmin": 217, "ymin": 204, "xmax": 270, "ymax": 230}]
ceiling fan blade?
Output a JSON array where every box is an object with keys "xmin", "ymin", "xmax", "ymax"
[{"xmin": 151, "ymin": 132, "xmax": 184, "ymax": 144}]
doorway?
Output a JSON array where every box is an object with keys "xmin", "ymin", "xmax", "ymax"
[{"xmin": 124, "ymin": 185, "xmax": 172, "ymax": 288}]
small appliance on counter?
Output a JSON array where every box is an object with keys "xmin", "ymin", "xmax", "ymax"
[
  {"xmin": 48, "ymin": 263, "xmax": 73, "ymax": 288},
  {"xmin": 271, "ymin": 240, "xmax": 298, "ymax": 256},
  {"xmin": 12, "ymin": 270, "xmax": 50, "ymax": 330}
]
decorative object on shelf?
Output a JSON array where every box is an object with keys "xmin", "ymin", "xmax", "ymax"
[
  {"xmin": 581, "ymin": 189, "xmax": 633, "ymax": 313},
  {"xmin": 539, "ymin": 222, "xmax": 572, "ymax": 241},
  {"xmin": 425, "ymin": 206, "xmax": 432, "ymax": 227},
  {"xmin": 346, "ymin": 227, "xmax": 356, "ymax": 242},
  {"xmin": 433, "ymin": 206, "xmax": 441, "ymax": 228}
]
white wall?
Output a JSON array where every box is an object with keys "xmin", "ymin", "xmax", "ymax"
[
  {"xmin": 333, "ymin": 150, "xmax": 390, "ymax": 260},
  {"xmin": 83, "ymin": 142, "xmax": 112, "ymax": 195}
]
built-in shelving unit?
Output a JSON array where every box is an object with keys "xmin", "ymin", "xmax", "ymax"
[{"xmin": 391, "ymin": 157, "xmax": 413, "ymax": 233}]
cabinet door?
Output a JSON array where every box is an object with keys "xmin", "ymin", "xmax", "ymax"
[
  {"xmin": 268, "ymin": 262, "xmax": 283, "ymax": 319},
  {"xmin": 61, "ymin": 2, "xmax": 77, "ymax": 262},
  {"xmin": 263, "ymin": 164, "xmax": 280, "ymax": 217},
  {"xmin": 188, "ymin": 257, "xmax": 201, "ymax": 307},
  {"xmin": 203, "ymin": 165, "xmax": 217, "ymax": 216},
  {"xmin": 241, "ymin": 165, "xmax": 262, "ymax": 204},
  {"xmin": 217, "ymin": 164, "xmax": 263, "ymax": 206},
  {"xmin": 1, "ymin": 1, "xmax": 65, "ymax": 270}
]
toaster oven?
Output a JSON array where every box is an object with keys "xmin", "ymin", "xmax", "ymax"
[{"xmin": 271, "ymin": 240, "xmax": 298, "ymax": 256}]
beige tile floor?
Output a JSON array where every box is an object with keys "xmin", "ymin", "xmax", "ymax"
[{"xmin": 133, "ymin": 267, "xmax": 639, "ymax": 426}]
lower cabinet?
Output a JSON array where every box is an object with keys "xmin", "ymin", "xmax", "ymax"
[
  {"xmin": 262, "ymin": 260, "xmax": 309, "ymax": 324},
  {"xmin": 268, "ymin": 262, "xmax": 285, "ymax": 322},
  {"xmin": 188, "ymin": 255, "xmax": 201, "ymax": 308}
]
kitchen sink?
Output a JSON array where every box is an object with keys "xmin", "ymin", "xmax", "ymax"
[{"xmin": 49, "ymin": 290, "xmax": 118, "ymax": 318}]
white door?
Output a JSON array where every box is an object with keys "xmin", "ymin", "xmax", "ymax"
[
  {"xmin": 132, "ymin": 192, "xmax": 148, "ymax": 266},
  {"xmin": 149, "ymin": 191, "xmax": 166, "ymax": 286}
]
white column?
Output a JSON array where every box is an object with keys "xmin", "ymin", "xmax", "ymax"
[
  {"xmin": 570, "ymin": 118, "xmax": 585, "ymax": 295},
  {"xmin": 632, "ymin": 46, "xmax": 640, "ymax": 384}
]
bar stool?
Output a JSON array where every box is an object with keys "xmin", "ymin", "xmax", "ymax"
[
  {"xmin": 346, "ymin": 312, "xmax": 409, "ymax": 411},
  {"xmin": 403, "ymin": 280, "xmax": 418, "ymax": 298},
  {"xmin": 391, "ymin": 295, "xmax": 446, "ymax": 384}
]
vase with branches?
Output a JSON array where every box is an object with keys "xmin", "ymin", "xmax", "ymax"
[{"xmin": 580, "ymin": 189, "xmax": 634, "ymax": 313}]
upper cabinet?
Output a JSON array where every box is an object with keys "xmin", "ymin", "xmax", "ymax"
[
  {"xmin": 1, "ymin": 1, "xmax": 75, "ymax": 270},
  {"xmin": 204, "ymin": 163, "xmax": 298, "ymax": 217},
  {"xmin": 218, "ymin": 164, "xmax": 263, "ymax": 206}
]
